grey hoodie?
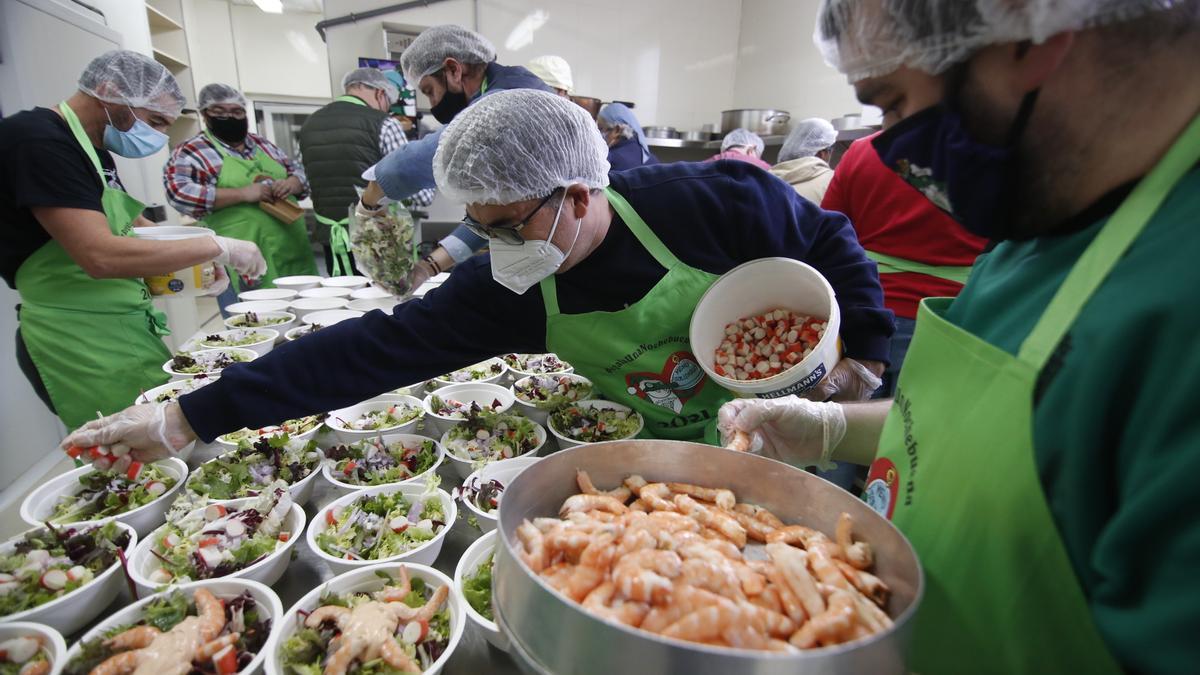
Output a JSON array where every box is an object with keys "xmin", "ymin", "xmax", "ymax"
[{"xmin": 770, "ymin": 157, "xmax": 834, "ymax": 205}]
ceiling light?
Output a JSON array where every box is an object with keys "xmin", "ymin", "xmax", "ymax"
[{"xmin": 252, "ymin": 0, "xmax": 284, "ymax": 13}]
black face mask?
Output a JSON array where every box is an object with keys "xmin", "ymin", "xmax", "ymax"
[
  {"xmin": 430, "ymin": 90, "xmax": 469, "ymax": 124},
  {"xmin": 206, "ymin": 115, "xmax": 249, "ymax": 145}
]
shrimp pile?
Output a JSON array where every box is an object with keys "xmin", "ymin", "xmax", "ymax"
[{"xmin": 513, "ymin": 470, "xmax": 892, "ymax": 652}]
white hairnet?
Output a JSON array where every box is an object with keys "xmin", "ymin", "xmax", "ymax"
[
  {"xmin": 78, "ymin": 50, "xmax": 185, "ymax": 117},
  {"xmin": 526, "ymin": 55, "xmax": 574, "ymax": 94},
  {"xmin": 400, "ymin": 25, "xmax": 496, "ymax": 88},
  {"xmin": 342, "ymin": 67, "xmax": 399, "ymax": 103},
  {"xmin": 721, "ymin": 128, "xmax": 765, "ymax": 155},
  {"xmin": 197, "ymin": 83, "xmax": 246, "ymax": 111},
  {"xmin": 433, "ymin": 89, "xmax": 610, "ymax": 205},
  {"xmin": 779, "ymin": 118, "xmax": 838, "ymax": 162},
  {"xmin": 815, "ymin": 0, "xmax": 1189, "ymax": 83}
]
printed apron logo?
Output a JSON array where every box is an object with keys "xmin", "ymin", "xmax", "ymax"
[
  {"xmin": 625, "ymin": 350, "xmax": 707, "ymax": 414},
  {"xmin": 864, "ymin": 457, "xmax": 899, "ymax": 520}
]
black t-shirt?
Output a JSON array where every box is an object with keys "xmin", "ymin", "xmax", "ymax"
[{"xmin": 0, "ymin": 107, "xmax": 125, "ymax": 287}]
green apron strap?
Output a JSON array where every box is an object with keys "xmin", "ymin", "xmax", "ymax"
[
  {"xmin": 604, "ymin": 187, "xmax": 681, "ymax": 270},
  {"xmin": 1018, "ymin": 111, "xmax": 1200, "ymax": 369},
  {"xmin": 58, "ymin": 102, "xmax": 104, "ymax": 177},
  {"xmin": 336, "ymin": 95, "xmax": 368, "ymax": 106},
  {"xmin": 540, "ymin": 275, "xmax": 562, "ymax": 316},
  {"xmin": 204, "ymin": 130, "xmax": 238, "ymax": 160},
  {"xmin": 865, "ymin": 249, "xmax": 973, "ymax": 285},
  {"xmin": 316, "ymin": 212, "xmax": 353, "ymax": 276},
  {"xmin": 480, "ymin": 76, "xmax": 490, "ymax": 96}
]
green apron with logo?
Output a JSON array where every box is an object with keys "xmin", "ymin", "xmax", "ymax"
[
  {"xmin": 863, "ymin": 112, "xmax": 1200, "ymax": 673},
  {"xmin": 315, "ymin": 95, "xmax": 370, "ymax": 276},
  {"xmin": 15, "ymin": 102, "xmax": 171, "ymax": 429},
  {"xmin": 864, "ymin": 249, "xmax": 972, "ymax": 284},
  {"xmin": 202, "ymin": 131, "xmax": 316, "ymax": 289},
  {"xmin": 540, "ymin": 187, "xmax": 732, "ymax": 441}
]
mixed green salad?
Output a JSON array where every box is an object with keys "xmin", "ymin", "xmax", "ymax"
[
  {"xmin": 427, "ymin": 395, "xmax": 503, "ymax": 420},
  {"xmin": 63, "ymin": 589, "xmax": 272, "ymax": 675},
  {"xmin": 229, "ymin": 311, "xmax": 290, "ymax": 328},
  {"xmin": 502, "ymin": 353, "xmax": 571, "ymax": 375},
  {"xmin": 143, "ymin": 373, "xmax": 217, "ymax": 403},
  {"xmin": 287, "ymin": 324, "xmax": 321, "ymax": 340},
  {"xmin": 201, "ymin": 329, "xmax": 273, "ymax": 348},
  {"xmin": 0, "ymin": 633, "xmax": 50, "ymax": 675},
  {"xmin": 188, "ymin": 435, "xmax": 322, "ymax": 500},
  {"xmin": 350, "ymin": 203, "xmax": 417, "ymax": 296},
  {"xmin": 455, "ymin": 476, "xmax": 504, "ymax": 515},
  {"xmin": 170, "ymin": 350, "xmax": 252, "ymax": 375},
  {"xmin": 431, "ymin": 360, "xmax": 504, "ymax": 385},
  {"xmin": 143, "ymin": 487, "xmax": 294, "ymax": 586},
  {"xmin": 325, "ymin": 438, "xmax": 439, "ymax": 486},
  {"xmin": 279, "ymin": 570, "xmax": 451, "ymax": 675},
  {"xmin": 334, "ymin": 403, "xmax": 422, "ymax": 432},
  {"xmin": 218, "ymin": 414, "xmax": 325, "ymax": 446},
  {"xmin": 550, "ymin": 405, "xmax": 642, "ymax": 443},
  {"xmin": 316, "ymin": 481, "xmax": 445, "ymax": 561},
  {"xmin": 513, "ymin": 375, "xmax": 594, "ymax": 411},
  {"xmin": 48, "ymin": 462, "xmax": 175, "ymax": 524},
  {"xmin": 462, "ymin": 553, "xmax": 494, "ymax": 621},
  {"xmin": 444, "ymin": 411, "xmax": 540, "ymax": 464},
  {"xmin": 0, "ymin": 521, "xmax": 131, "ymax": 617}
]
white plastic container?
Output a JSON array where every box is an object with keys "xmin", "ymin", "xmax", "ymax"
[
  {"xmin": 0, "ymin": 622, "xmax": 67, "ymax": 675},
  {"xmin": 225, "ymin": 299, "xmax": 291, "ymax": 316},
  {"xmin": 453, "ymin": 530, "xmax": 508, "ymax": 652},
  {"xmin": 347, "ymin": 297, "xmax": 396, "ymax": 313},
  {"xmin": 301, "ymin": 308, "xmax": 364, "ymax": 326},
  {"xmin": 223, "ymin": 310, "xmax": 296, "ymax": 336},
  {"xmin": 238, "ymin": 288, "xmax": 298, "ymax": 303},
  {"xmin": 0, "ymin": 522, "xmax": 137, "ymax": 635},
  {"xmin": 272, "ymin": 275, "xmax": 323, "ymax": 291},
  {"xmin": 427, "ymin": 357, "xmax": 509, "ymax": 390},
  {"xmin": 213, "ymin": 417, "xmax": 324, "ymax": 454},
  {"xmin": 162, "ymin": 347, "xmax": 257, "ymax": 379},
  {"xmin": 20, "ymin": 458, "xmax": 188, "ymax": 536},
  {"xmin": 298, "ymin": 286, "xmax": 352, "ymax": 300},
  {"xmin": 321, "ymin": 432, "xmax": 445, "ymax": 495},
  {"xmin": 421, "ymin": 382, "xmax": 515, "ymax": 438},
  {"xmin": 290, "ymin": 296, "xmax": 349, "ymax": 319},
  {"xmin": 690, "ymin": 257, "xmax": 842, "ymax": 399},
  {"xmin": 325, "ymin": 395, "xmax": 426, "ymax": 444},
  {"xmin": 265, "ymin": 563, "xmax": 464, "ymax": 675},
  {"xmin": 185, "ymin": 446, "xmax": 324, "ymax": 506},
  {"xmin": 132, "ymin": 226, "xmax": 217, "ymax": 298},
  {"xmin": 129, "ymin": 497, "xmax": 305, "ymax": 595},
  {"xmin": 350, "ymin": 285, "xmax": 393, "ymax": 300},
  {"xmin": 458, "ymin": 456, "xmax": 542, "ymax": 533},
  {"xmin": 197, "ymin": 328, "xmax": 279, "ymax": 356},
  {"xmin": 441, "ymin": 423, "xmax": 547, "ymax": 480},
  {"xmin": 306, "ymin": 483, "xmax": 457, "ymax": 576},
  {"xmin": 62, "ymin": 578, "xmax": 282, "ymax": 675},
  {"xmin": 510, "ymin": 373, "xmax": 595, "ymax": 426},
  {"xmin": 320, "ymin": 275, "xmax": 370, "ymax": 290},
  {"xmin": 135, "ymin": 375, "xmax": 219, "ymax": 405},
  {"xmin": 502, "ymin": 353, "xmax": 574, "ymax": 383},
  {"xmin": 546, "ymin": 400, "xmax": 645, "ymax": 450}
]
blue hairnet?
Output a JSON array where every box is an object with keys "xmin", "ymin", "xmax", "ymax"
[{"xmin": 598, "ymin": 103, "xmax": 651, "ymax": 163}]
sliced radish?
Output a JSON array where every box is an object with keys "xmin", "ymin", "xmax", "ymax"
[
  {"xmin": 93, "ymin": 456, "xmax": 113, "ymax": 471},
  {"xmin": 39, "ymin": 569, "xmax": 68, "ymax": 590},
  {"xmin": 389, "ymin": 517, "xmax": 409, "ymax": 533},
  {"xmin": 26, "ymin": 550, "xmax": 50, "ymax": 565},
  {"xmin": 205, "ymin": 504, "xmax": 228, "ymax": 521},
  {"xmin": 225, "ymin": 520, "xmax": 246, "ymax": 538},
  {"xmin": 66, "ymin": 565, "xmax": 91, "ymax": 582}
]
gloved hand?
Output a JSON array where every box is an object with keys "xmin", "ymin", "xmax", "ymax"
[
  {"xmin": 802, "ymin": 358, "xmax": 884, "ymax": 403},
  {"xmin": 404, "ymin": 258, "xmax": 435, "ymax": 297},
  {"xmin": 61, "ymin": 402, "xmax": 197, "ymax": 465},
  {"xmin": 203, "ymin": 263, "xmax": 229, "ymax": 297},
  {"xmin": 214, "ymin": 236, "xmax": 267, "ymax": 280},
  {"xmin": 718, "ymin": 397, "xmax": 847, "ymax": 470}
]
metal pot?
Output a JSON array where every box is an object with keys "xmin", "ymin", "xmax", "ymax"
[
  {"xmin": 571, "ymin": 96, "xmax": 602, "ymax": 120},
  {"xmin": 495, "ymin": 440, "xmax": 924, "ymax": 675},
  {"xmin": 681, "ymin": 130, "xmax": 713, "ymax": 142},
  {"xmin": 643, "ymin": 126, "xmax": 680, "ymax": 139},
  {"xmin": 720, "ymin": 108, "xmax": 792, "ymax": 136}
]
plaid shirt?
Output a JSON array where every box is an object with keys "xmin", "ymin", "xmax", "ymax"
[
  {"xmin": 379, "ymin": 117, "xmax": 435, "ymax": 208},
  {"xmin": 164, "ymin": 132, "xmax": 309, "ymax": 219}
]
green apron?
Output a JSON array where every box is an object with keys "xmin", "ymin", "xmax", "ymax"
[
  {"xmin": 864, "ymin": 112, "xmax": 1200, "ymax": 673},
  {"xmin": 15, "ymin": 102, "xmax": 171, "ymax": 429},
  {"xmin": 315, "ymin": 95, "xmax": 370, "ymax": 276},
  {"xmin": 541, "ymin": 187, "xmax": 732, "ymax": 441},
  {"xmin": 864, "ymin": 249, "xmax": 972, "ymax": 285},
  {"xmin": 201, "ymin": 131, "xmax": 316, "ymax": 289}
]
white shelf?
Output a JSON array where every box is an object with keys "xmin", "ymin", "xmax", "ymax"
[
  {"xmin": 152, "ymin": 47, "xmax": 188, "ymax": 71},
  {"xmin": 145, "ymin": 3, "xmax": 183, "ymax": 31}
]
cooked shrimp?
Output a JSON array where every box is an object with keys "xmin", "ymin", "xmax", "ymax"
[
  {"xmin": 517, "ymin": 520, "xmax": 548, "ymax": 572},
  {"xmin": 615, "ymin": 527, "xmax": 656, "ymax": 557},
  {"xmin": 105, "ymin": 626, "xmax": 160, "ymax": 650},
  {"xmin": 645, "ymin": 510, "xmax": 701, "ymax": 533},
  {"xmin": 766, "ymin": 524, "xmax": 824, "ymax": 547},
  {"xmin": 638, "ymin": 483, "xmax": 677, "ymax": 512},
  {"xmin": 766, "ymin": 542, "xmax": 825, "ymax": 618},
  {"xmin": 613, "ymin": 549, "xmax": 682, "ymax": 604},
  {"xmin": 545, "ymin": 528, "xmax": 594, "ymax": 563},
  {"xmin": 565, "ymin": 532, "xmax": 616, "ymax": 601},
  {"xmin": 391, "ymin": 585, "xmax": 450, "ymax": 623},
  {"xmin": 663, "ymin": 602, "xmax": 794, "ymax": 642},
  {"xmin": 730, "ymin": 510, "xmax": 777, "ymax": 542},
  {"xmin": 789, "ymin": 589, "xmax": 857, "ymax": 649},
  {"xmin": 576, "ymin": 469, "xmax": 633, "ymax": 502},
  {"xmin": 629, "ymin": 499, "xmax": 650, "ymax": 512},
  {"xmin": 835, "ymin": 559, "xmax": 890, "ymax": 607},
  {"xmin": 681, "ymin": 557, "xmax": 744, "ymax": 601},
  {"xmin": 765, "ymin": 566, "xmax": 808, "ymax": 624},
  {"xmin": 666, "ymin": 482, "xmax": 736, "ymax": 511},
  {"xmin": 725, "ymin": 430, "xmax": 753, "ymax": 453},
  {"xmin": 640, "ymin": 583, "xmax": 729, "ymax": 633},
  {"xmin": 560, "ymin": 494, "xmax": 629, "ymax": 517},
  {"xmin": 376, "ymin": 566, "xmax": 412, "ymax": 602},
  {"xmin": 733, "ymin": 503, "xmax": 785, "ymax": 530},
  {"xmin": 748, "ymin": 585, "xmax": 784, "ymax": 615},
  {"xmin": 305, "ymin": 605, "xmax": 350, "ymax": 628},
  {"xmin": 836, "ymin": 512, "xmax": 873, "ymax": 570},
  {"xmin": 673, "ymin": 494, "xmax": 747, "ymax": 548},
  {"xmin": 623, "ymin": 474, "xmax": 649, "ymax": 494}
]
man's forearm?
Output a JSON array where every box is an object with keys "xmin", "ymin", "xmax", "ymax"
[
  {"xmin": 832, "ymin": 399, "xmax": 893, "ymax": 466},
  {"xmin": 214, "ymin": 187, "xmax": 248, "ymax": 210}
]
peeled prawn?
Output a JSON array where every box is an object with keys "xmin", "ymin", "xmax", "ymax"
[
  {"xmin": 730, "ymin": 510, "xmax": 777, "ymax": 542},
  {"xmin": 789, "ymin": 589, "xmax": 857, "ymax": 649},
  {"xmin": 637, "ymin": 483, "xmax": 677, "ymax": 512},
  {"xmin": 725, "ymin": 430, "xmax": 753, "ymax": 453},
  {"xmin": 673, "ymin": 495, "xmax": 746, "ymax": 548},
  {"xmin": 767, "ymin": 542, "xmax": 825, "ymax": 619},
  {"xmin": 577, "ymin": 469, "xmax": 633, "ymax": 502},
  {"xmin": 662, "ymin": 602, "xmax": 794, "ymax": 642},
  {"xmin": 666, "ymin": 482, "xmax": 736, "ymax": 511},
  {"xmin": 517, "ymin": 520, "xmax": 548, "ymax": 572},
  {"xmin": 733, "ymin": 503, "xmax": 785, "ymax": 530},
  {"xmin": 835, "ymin": 559, "xmax": 890, "ymax": 607},
  {"xmin": 559, "ymin": 494, "xmax": 629, "ymax": 517},
  {"xmin": 836, "ymin": 512, "xmax": 874, "ymax": 570},
  {"xmin": 613, "ymin": 549, "xmax": 682, "ymax": 604}
]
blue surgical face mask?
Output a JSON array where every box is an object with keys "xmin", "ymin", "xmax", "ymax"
[{"xmin": 103, "ymin": 105, "xmax": 168, "ymax": 158}]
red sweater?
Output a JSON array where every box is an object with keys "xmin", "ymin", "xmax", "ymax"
[{"xmin": 822, "ymin": 133, "xmax": 988, "ymax": 319}]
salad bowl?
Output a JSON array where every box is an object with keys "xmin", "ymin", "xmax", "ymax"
[
  {"xmin": 547, "ymin": 400, "xmax": 645, "ymax": 450},
  {"xmin": 456, "ymin": 456, "xmax": 542, "ymax": 533},
  {"xmin": 223, "ymin": 310, "xmax": 296, "ymax": 337},
  {"xmin": 290, "ymin": 297, "xmax": 348, "ymax": 319},
  {"xmin": 510, "ymin": 373, "xmax": 595, "ymax": 426},
  {"xmin": 322, "ymin": 433, "xmax": 445, "ymax": 495},
  {"xmin": 225, "ymin": 300, "xmax": 290, "ymax": 316},
  {"xmin": 298, "ymin": 286, "xmax": 352, "ymax": 300},
  {"xmin": 453, "ymin": 530, "xmax": 508, "ymax": 652},
  {"xmin": 162, "ymin": 348, "xmax": 257, "ymax": 380},
  {"xmin": 301, "ymin": 308, "xmax": 364, "ymax": 326},
  {"xmin": 214, "ymin": 414, "xmax": 325, "ymax": 453},
  {"xmin": 439, "ymin": 416, "xmax": 547, "ymax": 480},
  {"xmin": 501, "ymin": 353, "xmax": 573, "ymax": 382},
  {"xmin": 237, "ymin": 288, "xmax": 297, "ymax": 303},
  {"xmin": 421, "ymin": 383, "xmax": 515, "ymax": 438},
  {"xmin": 0, "ymin": 622, "xmax": 67, "ymax": 675},
  {"xmin": 426, "ymin": 358, "xmax": 508, "ymax": 390},
  {"xmin": 197, "ymin": 328, "xmax": 279, "ymax": 357},
  {"xmin": 135, "ymin": 374, "xmax": 218, "ymax": 405},
  {"xmin": 325, "ymin": 396, "xmax": 425, "ymax": 444},
  {"xmin": 186, "ymin": 436, "xmax": 325, "ymax": 506}
]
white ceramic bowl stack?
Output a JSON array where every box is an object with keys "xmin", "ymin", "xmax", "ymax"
[
  {"xmin": 290, "ymin": 296, "xmax": 349, "ymax": 318},
  {"xmin": 421, "ymin": 382, "xmax": 515, "ymax": 438}
]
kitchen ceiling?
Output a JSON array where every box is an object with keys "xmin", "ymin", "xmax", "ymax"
[{"xmin": 228, "ymin": 0, "xmax": 325, "ymax": 13}]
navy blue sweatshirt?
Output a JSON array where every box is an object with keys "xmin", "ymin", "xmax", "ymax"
[
  {"xmin": 608, "ymin": 136, "xmax": 659, "ymax": 172},
  {"xmin": 181, "ymin": 161, "xmax": 893, "ymax": 441}
]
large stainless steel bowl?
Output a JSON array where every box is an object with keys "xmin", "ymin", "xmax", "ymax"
[{"xmin": 494, "ymin": 440, "xmax": 923, "ymax": 675}]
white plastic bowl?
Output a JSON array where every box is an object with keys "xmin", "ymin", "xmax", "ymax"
[
  {"xmin": 213, "ymin": 417, "xmax": 325, "ymax": 454},
  {"xmin": 265, "ymin": 563, "xmax": 464, "ymax": 675},
  {"xmin": 441, "ymin": 422, "xmax": 547, "ymax": 480},
  {"xmin": 223, "ymin": 311, "xmax": 296, "ymax": 336},
  {"xmin": 290, "ymin": 296, "xmax": 349, "ymax": 319},
  {"xmin": 427, "ymin": 357, "xmax": 508, "ymax": 390},
  {"xmin": 421, "ymin": 382, "xmax": 515, "ymax": 439},
  {"xmin": 238, "ymin": 288, "xmax": 298, "ymax": 303},
  {"xmin": 0, "ymin": 521, "xmax": 137, "ymax": 635},
  {"xmin": 62, "ymin": 578, "xmax": 282, "ymax": 675},
  {"xmin": 502, "ymin": 353, "xmax": 574, "ymax": 382},
  {"xmin": 320, "ymin": 275, "xmax": 370, "ymax": 290},
  {"xmin": 225, "ymin": 300, "xmax": 292, "ymax": 316},
  {"xmin": 306, "ymin": 483, "xmax": 457, "ymax": 576},
  {"xmin": 272, "ymin": 275, "xmax": 323, "ymax": 291},
  {"xmin": 453, "ymin": 530, "xmax": 508, "ymax": 652},
  {"xmin": 510, "ymin": 373, "xmax": 595, "ymax": 426},
  {"xmin": 197, "ymin": 328, "xmax": 279, "ymax": 357},
  {"xmin": 350, "ymin": 285, "xmax": 393, "ymax": 300},
  {"xmin": 321, "ymin": 433, "xmax": 446, "ymax": 495},
  {"xmin": 129, "ymin": 497, "xmax": 305, "ymax": 596},
  {"xmin": 20, "ymin": 457, "xmax": 188, "ymax": 536},
  {"xmin": 298, "ymin": 286, "xmax": 352, "ymax": 300},
  {"xmin": 347, "ymin": 297, "xmax": 397, "ymax": 313},
  {"xmin": 546, "ymin": 400, "xmax": 645, "ymax": 450},
  {"xmin": 301, "ymin": 308, "xmax": 364, "ymax": 327},
  {"xmin": 458, "ymin": 456, "xmax": 542, "ymax": 533},
  {"xmin": 0, "ymin": 622, "xmax": 67, "ymax": 675},
  {"xmin": 135, "ymin": 375, "xmax": 219, "ymax": 405},
  {"xmin": 163, "ymin": 347, "xmax": 257, "ymax": 380},
  {"xmin": 185, "ymin": 445, "xmax": 325, "ymax": 506},
  {"xmin": 326, "ymin": 396, "xmax": 425, "ymax": 444}
]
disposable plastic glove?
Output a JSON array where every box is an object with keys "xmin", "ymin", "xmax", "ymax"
[
  {"xmin": 202, "ymin": 263, "xmax": 230, "ymax": 297},
  {"xmin": 214, "ymin": 235, "xmax": 267, "ymax": 279},
  {"xmin": 718, "ymin": 397, "xmax": 847, "ymax": 470},
  {"xmin": 802, "ymin": 358, "xmax": 884, "ymax": 402},
  {"xmin": 61, "ymin": 402, "xmax": 197, "ymax": 465}
]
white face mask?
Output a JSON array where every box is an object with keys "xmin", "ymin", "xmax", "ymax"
[{"xmin": 489, "ymin": 194, "xmax": 581, "ymax": 295}]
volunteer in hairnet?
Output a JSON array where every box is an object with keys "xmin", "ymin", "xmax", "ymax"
[
  {"xmin": 722, "ymin": 0, "xmax": 1200, "ymax": 671},
  {"xmin": 165, "ymin": 83, "xmax": 314, "ymax": 303},
  {"xmin": 771, "ymin": 118, "xmax": 837, "ymax": 204},
  {"xmin": 597, "ymin": 103, "xmax": 659, "ymax": 171},
  {"xmin": 526, "ymin": 55, "xmax": 574, "ymax": 98},
  {"xmin": 708, "ymin": 128, "xmax": 772, "ymax": 170},
  {"xmin": 62, "ymin": 89, "xmax": 891, "ymax": 463},
  {"xmin": 0, "ymin": 51, "xmax": 265, "ymax": 428},
  {"xmin": 356, "ymin": 25, "xmax": 552, "ymax": 288}
]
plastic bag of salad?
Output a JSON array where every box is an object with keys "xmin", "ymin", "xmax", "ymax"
[{"xmin": 347, "ymin": 201, "xmax": 419, "ymax": 296}]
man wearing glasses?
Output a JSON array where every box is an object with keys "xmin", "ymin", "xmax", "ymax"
[
  {"xmin": 64, "ymin": 91, "xmax": 892, "ymax": 458},
  {"xmin": 164, "ymin": 83, "xmax": 317, "ymax": 309}
]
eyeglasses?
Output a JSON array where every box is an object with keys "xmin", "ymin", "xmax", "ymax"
[{"xmin": 462, "ymin": 188, "xmax": 561, "ymax": 246}]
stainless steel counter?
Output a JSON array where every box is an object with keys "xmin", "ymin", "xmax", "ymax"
[{"xmin": 644, "ymin": 127, "xmax": 876, "ymax": 150}]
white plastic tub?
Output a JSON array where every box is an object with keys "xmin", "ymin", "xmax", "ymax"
[
  {"xmin": 427, "ymin": 357, "xmax": 509, "ymax": 391},
  {"xmin": 290, "ymin": 296, "xmax": 348, "ymax": 319},
  {"xmin": 0, "ymin": 622, "xmax": 67, "ymax": 675},
  {"xmin": 441, "ymin": 423, "xmax": 547, "ymax": 480},
  {"xmin": 546, "ymin": 400, "xmax": 645, "ymax": 450},
  {"xmin": 185, "ymin": 444, "xmax": 324, "ymax": 506},
  {"xmin": 163, "ymin": 347, "xmax": 257, "ymax": 379},
  {"xmin": 421, "ymin": 382, "xmax": 515, "ymax": 438},
  {"xmin": 298, "ymin": 286, "xmax": 352, "ymax": 300},
  {"xmin": 225, "ymin": 299, "xmax": 291, "ymax": 316},
  {"xmin": 272, "ymin": 275, "xmax": 323, "ymax": 291},
  {"xmin": 350, "ymin": 285, "xmax": 393, "ymax": 300},
  {"xmin": 457, "ymin": 456, "xmax": 542, "ymax": 533},
  {"xmin": 135, "ymin": 374, "xmax": 218, "ymax": 405},
  {"xmin": 347, "ymin": 297, "xmax": 397, "ymax": 313},
  {"xmin": 132, "ymin": 226, "xmax": 217, "ymax": 298},
  {"xmin": 320, "ymin": 275, "xmax": 371, "ymax": 290},
  {"xmin": 325, "ymin": 395, "xmax": 426, "ymax": 444},
  {"xmin": 238, "ymin": 288, "xmax": 298, "ymax": 303},
  {"xmin": 197, "ymin": 328, "xmax": 279, "ymax": 356},
  {"xmin": 510, "ymin": 373, "xmax": 595, "ymax": 426},
  {"xmin": 321, "ymin": 432, "xmax": 445, "ymax": 495},
  {"xmin": 223, "ymin": 310, "xmax": 296, "ymax": 337},
  {"xmin": 301, "ymin": 308, "xmax": 364, "ymax": 327}
]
